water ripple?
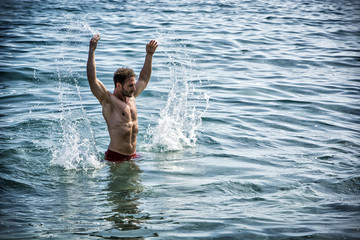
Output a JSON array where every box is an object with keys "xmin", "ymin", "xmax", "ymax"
[{"xmin": 1, "ymin": 0, "xmax": 360, "ymax": 239}]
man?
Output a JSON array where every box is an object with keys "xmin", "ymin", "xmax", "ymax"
[{"xmin": 87, "ymin": 34, "xmax": 158, "ymax": 162}]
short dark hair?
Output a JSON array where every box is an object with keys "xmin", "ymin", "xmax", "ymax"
[{"xmin": 113, "ymin": 67, "xmax": 136, "ymax": 87}]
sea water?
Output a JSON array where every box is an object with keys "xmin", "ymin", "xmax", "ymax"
[{"xmin": 0, "ymin": 0, "xmax": 359, "ymax": 239}]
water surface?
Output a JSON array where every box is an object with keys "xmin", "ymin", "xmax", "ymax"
[{"xmin": 1, "ymin": 0, "xmax": 360, "ymax": 239}]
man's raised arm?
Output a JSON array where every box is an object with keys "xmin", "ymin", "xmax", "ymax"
[
  {"xmin": 134, "ymin": 40, "xmax": 158, "ymax": 98},
  {"xmin": 87, "ymin": 34, "xmax": 110, "ymax": 104}
]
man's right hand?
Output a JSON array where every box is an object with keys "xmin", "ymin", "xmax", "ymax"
[{"xmin": 89, "ymin": 34, "xmax": 100, "ymax": 52}]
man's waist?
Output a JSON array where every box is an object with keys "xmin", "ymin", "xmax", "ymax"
[{"xmin": 105, "ymin": 149, "xmax": 138, "ymax": 162}]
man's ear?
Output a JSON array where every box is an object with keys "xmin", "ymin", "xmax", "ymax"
[{"xmin": 116, "ymin": 82, "xmax": 122, "ymax": 89}]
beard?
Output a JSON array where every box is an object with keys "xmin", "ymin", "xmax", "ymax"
[{"xmin": 121, "ymin": 88, "xmax": 134, "ymax": 97}]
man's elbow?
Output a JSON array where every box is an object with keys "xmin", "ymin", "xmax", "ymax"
[{"xmin": 91, "ymin": 88, "xmax": 107, "ymax": 103}]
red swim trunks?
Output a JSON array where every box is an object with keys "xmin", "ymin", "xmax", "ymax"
[{"xmin": 104, "ymin": 149, "xmax": 139, "ymax": 162}]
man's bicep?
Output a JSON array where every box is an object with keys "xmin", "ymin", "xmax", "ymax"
[
  {"xmin": 91, "ymin": 79, "xmax": 110, "ymax": 103},
  {"xmin": 134, "ymin": 79, "xmax": 148, "ymax": 97}
]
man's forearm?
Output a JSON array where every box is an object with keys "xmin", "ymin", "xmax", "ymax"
[
  {"xmin": 87, "ymin": 51, "xmax": 97, "ymax": 85},
  {"xmin": 138, "ymin": 53, "xmax": 153, "ymax": 82}
]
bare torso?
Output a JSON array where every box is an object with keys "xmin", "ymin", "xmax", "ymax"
[{"xmin": 102, "ymin": 92, "xmax": 138, "ymax": 155}]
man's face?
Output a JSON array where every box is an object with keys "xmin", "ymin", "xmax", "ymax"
[{"xmin": 121, "ymin": 77, "xmax": 136, "ymax": 97}]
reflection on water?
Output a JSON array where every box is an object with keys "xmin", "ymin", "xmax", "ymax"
[{"xmin": 106, "ymin": 161, "xmax": 145, "ymax": 231}]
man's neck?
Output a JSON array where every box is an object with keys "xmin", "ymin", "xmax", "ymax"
[{"xmin": 113, "ymin": 90, "xmax": 128, "ymax": 103}]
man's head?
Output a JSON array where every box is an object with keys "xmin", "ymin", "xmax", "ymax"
[
  {"xmin": 113, "ymin": 67, "xmax": 136, "ymax": 87},
  {"xmin": 113, "ymin": 67, "xmax": 136, "ymax": 97}
]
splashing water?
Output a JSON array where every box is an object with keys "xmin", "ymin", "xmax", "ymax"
[
  {"xmin": 82, "ymin": 22, "xmax": 100, "ymax": 36},
  {"xmin": 143, "ymin": 34, "xmax": 209, "ymax": 152},
  {"xmin": 50, "ymin": 20, "xmax": 102, "ymax": 170},
  {"xmin": 50, "ymin": 106, "xmax": 100, "ymax": 170}
]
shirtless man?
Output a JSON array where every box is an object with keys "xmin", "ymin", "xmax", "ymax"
[{"xmin": 87, "ymin": 34, "xmax": 158, "ymax": 161}]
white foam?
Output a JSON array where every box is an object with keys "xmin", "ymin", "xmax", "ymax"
[
  {"xmin": 50, "ymin": 20, "xmax": 103, "ymax": 170},
  {"xmin": 143, "ymin": 33, "xmax": 209, "ymax": 152},
  {"xmin": 51, "ymin": 106, "xmax": 101, "ymax": 170}
]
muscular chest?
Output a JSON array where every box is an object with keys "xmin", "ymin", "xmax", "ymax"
[
  {"xmin": 118, "ymin": 102, "xmax": 137, "ymax": 122},
  {"xmin": 105, "ymin": 96, "xmax": 137, "ymax": 123}
]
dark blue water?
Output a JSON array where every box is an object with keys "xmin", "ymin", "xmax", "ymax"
[{"xmin": 1, "ymin": 0, "xmax": 360, "ymax": 239}]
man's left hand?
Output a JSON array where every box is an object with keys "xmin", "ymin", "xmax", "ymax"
[{"xmin": 146, "ymin": 40, "xmax": 158, "ymax": 56}]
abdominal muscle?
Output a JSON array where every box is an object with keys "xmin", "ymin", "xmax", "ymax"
[{"xmin": 108, "ymin": 122, "xmax": 138, "ymax": 155}]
